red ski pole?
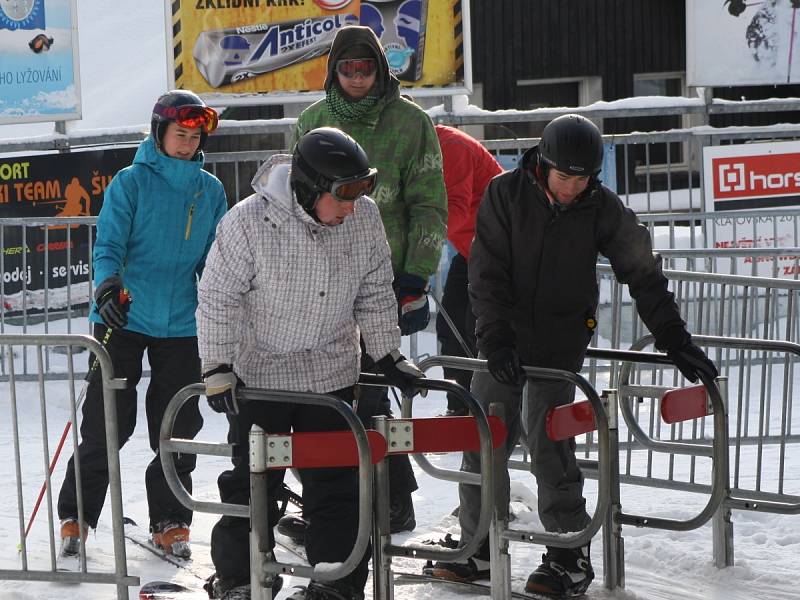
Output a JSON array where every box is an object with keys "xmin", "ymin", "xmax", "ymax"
[{"xmin": 21, "ymin": 289, "xmax": 130, "ymax": 542}]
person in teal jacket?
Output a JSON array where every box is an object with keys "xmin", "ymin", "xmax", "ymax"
[{"xmin": 57, "ymin": 90, "xmax": 227, "ymax": 562}]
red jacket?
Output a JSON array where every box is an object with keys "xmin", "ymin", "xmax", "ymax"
[{"xmin": 435, "ymin": 125, "xmax": 503, "ymax": 259}]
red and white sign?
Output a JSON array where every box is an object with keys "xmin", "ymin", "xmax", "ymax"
[
  {"xmin": 705, "ymin": 142, "xmax": 800, "ymax": 211},
  {"xmin": 703, "ymin": 141, "xmax": 800, "ymax": 278}
]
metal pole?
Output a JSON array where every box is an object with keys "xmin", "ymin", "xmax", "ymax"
[
  {"xmin": 489, "ymin": 401, "xmax": 511, "ymax": 600},
  {"xmin": 711, "ymin": 377, "xmax": 734, "ymax": 568},
  {"xmin": 371, "ymin": 416, "xmax": 393, "ymax": 600},
  {"xmin": 250, "ymin": 425, "xmax": 273, "ymax": 600},
  {"xmin": 602, "ymin": 389, "xmax": 625, "ymax": 590}
]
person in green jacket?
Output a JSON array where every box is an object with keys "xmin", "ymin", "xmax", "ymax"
[{"xmin": 283, "ymin": 25, "xmax": 447, "ymax": 539}]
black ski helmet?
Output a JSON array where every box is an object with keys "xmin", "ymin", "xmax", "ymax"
[
  {"xmin": 150, "ymin": 90, "xmax": 212, "ymax": 155},
  {"xmin": 291, "ymin": 127, "xmax": 376, "ymax": 217},
  {"xmin": 538, "ymin": 114, "xmax": 604, "ymax": 177}
]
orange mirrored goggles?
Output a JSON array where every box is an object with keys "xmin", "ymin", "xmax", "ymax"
[
  {"xmin": 153, "ymin": 104, "xmax": 219, "ymax": 134},
  {"xmin": 336, "ymin": 58, "xmax": 377, "ymax": 79},
  {"xmin": 330, "ymin": 169, "xmax": 378, "ymax": 202}
]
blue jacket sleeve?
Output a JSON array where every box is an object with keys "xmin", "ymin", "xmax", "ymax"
[{"xmin": 93, "ymin": 171, "xmax": 136, "ymax": 286}]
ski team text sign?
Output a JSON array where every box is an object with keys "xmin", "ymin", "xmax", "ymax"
[
  {"xmin": 703, "ymin": 141, "xmax": 800, "ymax": 278},
  {"xmin": 0, "ymin": 148, "xmax": 135, "ymax": 313}
]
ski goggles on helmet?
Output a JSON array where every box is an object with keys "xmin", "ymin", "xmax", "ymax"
[
  {"xmin": 152, "ymin": 104, "xmax": 219, "ymax": 134},
  {"xmin": 329, "ymin": 168, "xmax": 378, "ymax": 202},
  {"xmin": 336, "ymin": 58, "xmax": 378, "ymax": 79}
]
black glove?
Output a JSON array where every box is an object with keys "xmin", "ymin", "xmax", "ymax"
[
  {"xmin": 486, "ymin": 346, "xmax": 523, "ymax": 386},
  {"xmin": 376, "ymin": 349, "xmax": 427, "ymax": 399},
  {"xmin": 203, "ymin": 363, "xmax": 240, "ymax": 415},
  {"xmin": 394, "ymin": 273, "xmax": 430, "ymax": 336},
  {"xmin": 667, "ymin": 341, "xmax": 719, "ymax": 384},
  {"xmin": 94, "ymin": 275, "xmax": 130, "ymax": 330}
]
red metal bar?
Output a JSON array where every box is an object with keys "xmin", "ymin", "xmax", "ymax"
[
  {"xmin": 546, "ymin": 400, "xmax": 597, "ymax": 441},
  {"xmin": 268, "ymin": 430, "xmax": 387, "ymax": 469},
  {"xmin": 660, "ymin": 384, "xmax": 711, "ymax": 424},
  {"xmin": 392, "ymin": 415, "xmax": 507, "ymax": 453}
]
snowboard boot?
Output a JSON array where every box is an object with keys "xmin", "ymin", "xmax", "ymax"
[
  {"xmin": 286, "ymin": 580, "xmax": 364, "ymax": 600},
  {"xmin": 58, "ymin": 518, "xmax": 88, "ymax": 558},
  {"xmin": 389, "ymin": 493, "xmax": 416, "ymax": 533},
  {"xmin": 525, "ymin": 544, "xmax": 594, "ymax": 598},
  {"xmin": 276, "ymin": 513, "xmax": 308, "ymax": 545},
  {"xmin": 206, "ymin": 565, "xmax": 283, "ymax": 600},
  {"xmin": 427, "ymin": 537, "xmax": 490, "ymax": 582},
  {"xmin": 151, "ymin": 521, "xmax": 191, "ymax": 559}
]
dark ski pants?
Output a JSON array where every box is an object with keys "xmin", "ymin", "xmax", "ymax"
[
  {"xmin": 458, "ymin": 365, "xmax": 590, "ymax": 545},
  {"xmin": 57, "ymin": 324, "xmax": 203, "ymax": 530},
  {"xmin": 357, "ymin": 348, "xmax": 419, "ymax": 499},
  {"xmin": 211, "ymin": 386, "xmax": 369, "ymax": 594},
  {"xmin": 435, "ymin": 253, "xmax": 477, "ymax": 412}
]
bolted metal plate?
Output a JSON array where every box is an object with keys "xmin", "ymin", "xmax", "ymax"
[
  {"xmin": 266, "ymin": 434, "xmax": 293, "ymax": 467},
  {"xmin": 386, "ymin": 419, "xmax": 414, "ymax": 453}
]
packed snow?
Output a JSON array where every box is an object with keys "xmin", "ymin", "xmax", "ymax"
[
  {"xmin": 1, "ymin": 2, "xmax": 799, "ymax": 599},
  {"xmin": 0, "ymin": 316, "xmax": 798, "ymax": 600}
]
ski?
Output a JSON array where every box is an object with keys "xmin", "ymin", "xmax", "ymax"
[
  {"xmin": 55, "ymin": 551, "xmax": 84, "ymax": 573},
  {"xmin": 123, "ymin": 517, "xmax": 207, "ymax": 581},
  {"xmin": 139, "ymin": 580, "xmax": 209, "ymax": 600}
]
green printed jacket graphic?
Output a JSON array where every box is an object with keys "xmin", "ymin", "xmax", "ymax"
[{"xmin": 293, "ymin": 27, "xmax": 447, "ymax": 280}]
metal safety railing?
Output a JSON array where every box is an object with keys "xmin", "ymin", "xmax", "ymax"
[
  {"xmin": 619, "ymin": 334, "xmax": 800, "ymax": 514},
  {"xmin": 410, "ymin": 352, "xmax": 726, "ymax": 596},
  {"xmin": 0, "ymin": 217, "xmax": 96, "ymax": 380},
  {"xmin": 158, "ymin": 376, "xmax": 505, "ymax": 600},
  {"xmin": 0, "ymin": 333, "xmax": 136, "ymax": 599}
]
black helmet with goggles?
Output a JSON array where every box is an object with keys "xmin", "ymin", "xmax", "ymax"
[{"xmin": 291, "ymin": 127, "xmax": 378, "ymax": 217}]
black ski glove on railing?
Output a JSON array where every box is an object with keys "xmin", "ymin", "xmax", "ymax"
[
  {"xmin": 656, "ymin": 327, "xmax": 718, "ymax": 384},
  {"xmin": 376, "ymin": 349, "xmax": 427, "ymax": 399},
  {"xmin": 486, "ymin": 346, "xmax": 523, "ymax": 386},
  {"xmin": 94, "ymin": 275, "xmax": 130, "ymax": 330},
  {"xmin": 394, "ymin": 273, "xmax": 430, "ymax": 336},
  {"xmin": 667, "ymin": 341, "xmax": 718, "ymax": 384},
  {"xmin": 202, "ymin": 363, "xmax": 241, "ymax": 415}
]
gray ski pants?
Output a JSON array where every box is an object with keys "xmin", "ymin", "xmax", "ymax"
[{"xmin": 458, "ymin": 365, "xmax": 591, "ymax": 546}]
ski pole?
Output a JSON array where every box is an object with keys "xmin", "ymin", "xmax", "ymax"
[
  {"xmin": 427, "ymin": 287, "xmax": 475, "ymax": 359},
  {"xmin": 21, "ymin": 289, "xmax": 130, "ymax": 542}
]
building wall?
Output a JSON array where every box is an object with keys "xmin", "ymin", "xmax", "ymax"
[{"xmin": 470, "ymin": 0, "xmax": 799, "ymax": 134}]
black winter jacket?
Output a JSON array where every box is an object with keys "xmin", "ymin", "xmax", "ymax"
[{"xmin": 468, "ymin": 146, "xmax": 686, "ymax": 372}]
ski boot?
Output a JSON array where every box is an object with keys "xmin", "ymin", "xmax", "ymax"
[{"xmin": 151, "ymin": 521, "xmax": 191, "ymax": 559}]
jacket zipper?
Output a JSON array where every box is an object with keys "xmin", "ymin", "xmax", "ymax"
[{"xmin": 184, "ymin": 204, "xmax": 195, "ymax": 240}]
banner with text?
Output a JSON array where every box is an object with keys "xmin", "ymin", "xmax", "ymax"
[
  {"xmin": 703, "ymin": 140, "xmax": 800, "ymax": 278},
  {"xmin": 0, "ymin": 0, "xmax": 82, "ymax": 125},
  {"xmin": 168, "ymin": 0, "xmax": 468, "ymax": 102},
  {"xmin": 0, "ymin": 148, "xmax": 136, "ymax": 314}
]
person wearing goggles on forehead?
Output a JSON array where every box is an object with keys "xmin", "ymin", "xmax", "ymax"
[
  {"xmin": 290, "ymin": 24, "xmax": 447, "ymax": 546},
  {"xmin": 197, "ymin": 127, "xmax": 425, "ymax": 600},
  {"xmin": 56, "ymin": 90, "xmax": 227, "ymax": 564}
]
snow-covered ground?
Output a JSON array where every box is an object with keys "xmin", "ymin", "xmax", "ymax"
[{"xmin": 0, "ymin": 316, "xmax": 799, "ymax": 600}]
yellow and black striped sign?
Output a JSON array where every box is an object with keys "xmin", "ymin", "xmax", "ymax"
[{"xmin": 168, "ymin": 0, "xmax": 469, "ymax": 96}]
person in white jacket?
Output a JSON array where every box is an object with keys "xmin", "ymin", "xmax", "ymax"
[{"xmin": 196, "ymin": 127, "xmax": 425, "ymax": 600}]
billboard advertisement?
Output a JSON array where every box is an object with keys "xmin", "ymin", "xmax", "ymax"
[
  {"xmin": 687, "ymin": 0, "xmax": 800, "ymax": 86},
  {"xmin": 0, "ymin": 148, "xmax": 136, "ymax": 314},
  {"xmin": 166, "ymin": 0, "xmax": 470, "ymax": 104},
  {"xmin": 703, "ymin": 141, "xmax": 800, "ymax": 278},
  {"xmin": 0, "ymin": 0, "xmax": 82, "ymax": 125}
]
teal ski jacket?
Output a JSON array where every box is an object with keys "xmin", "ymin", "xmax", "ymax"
[{"xmin": 91, "ymin": 136, "xmax": 227, "ymax": 337}]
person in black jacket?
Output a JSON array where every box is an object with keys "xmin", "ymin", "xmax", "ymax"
[{"xmin": 431, "ymin": 114, "xmax": 717, "ymax": 599}]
